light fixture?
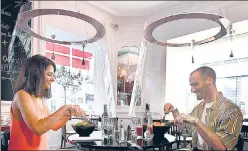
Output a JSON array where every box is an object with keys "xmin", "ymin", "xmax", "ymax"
[
  {"xmin": 191, "ymin": 39, "xmax": 195, "ymax": 64},
  {"xmin": 144, "ymin": 13, "xmax": 229, "ymax": 47},
  {"xmin": 51, "ymin": 34, "xmax": 56, "ymax": 60},
  {"xmin": 17, "ymin": 9, "xmax": 106, "ymax": 45},
  {"xmin": 81, "ymin": 43, "xmax": 86, "ymax": 65},
  {"xmin": 228, "ymin": 23, "xmax": 235, "ymax": 58},
  {"xmin": 51, "ymin": 51, "xmax": 55, "ymax": 60},
  {"xmin": 230, "ymin": 50, "xmax": 234, "ymax": 58}
]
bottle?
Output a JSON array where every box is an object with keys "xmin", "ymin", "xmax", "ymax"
[
  {"xmin": 127, "ymin": 125, "xmax": 131, "ymax": 141},
  {"xmin": 101, "ymin": 104, "xmax": 109, "ymax": 141},
  {"xmin": 101, "ymin": 104, "xmax": 109, "ymax": 128},
  {"xmin": 114, "ymin": 117, "xmax": 119, "ymax": 141},
  {"xmin": 143, "ymin": 103, "xmax": 153, "ymax": 137},
  {"xmin": 119, "ymin": 120, "xmax": 125, "ymax": 141}
]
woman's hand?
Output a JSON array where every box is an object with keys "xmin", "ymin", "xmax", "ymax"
[{"xmin": 67, "ymin": 105, "xmax": 87, "ymax": 117}]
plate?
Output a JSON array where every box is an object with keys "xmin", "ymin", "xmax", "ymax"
[
  {"xmin": 164, "ymin": 134, "xmax": 176, "ymax": 142},
  {"xmin": 68, "ymin": 131, "xmax": 102, "ymax": 142}
]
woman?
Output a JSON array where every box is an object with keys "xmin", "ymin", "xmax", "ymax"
[{"xmin": 8, "ymin": 55, "xmax": 86, "ymax": 150}]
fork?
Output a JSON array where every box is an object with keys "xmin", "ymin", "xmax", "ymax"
[{"xmin": 162, "ymin": 112, "xmax": 169, "ymax": 123}]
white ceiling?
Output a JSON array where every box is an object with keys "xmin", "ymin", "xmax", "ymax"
[
  {"xmin": 87, "ymin": 1, "xmax": 175, "ymax": 16},
  {"xmin": 88, "ymin": 1, "xmax": 248, "ymax": 43},
  {"xmin": 151, "ymin": 1, "xmax": 248, "ymax": 41},
  {"xmin": 88, "ymin": 1, "xmax": 248, "ymax": 19}
]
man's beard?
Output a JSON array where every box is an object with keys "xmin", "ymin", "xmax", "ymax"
[
  {"xmin": 196, "ymin": 94, "xmax": 203, "ymax": 100},
  {"xmin": 197, "ymin": 88, "xmax": 211, "ymax": 101}
]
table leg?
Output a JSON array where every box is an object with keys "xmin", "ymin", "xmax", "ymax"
[{"xmin": 183, "ymin": 136, "xmax": 186, "ymax": 148}]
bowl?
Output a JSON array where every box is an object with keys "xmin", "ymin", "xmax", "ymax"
[
  {"xmin": 71, "ymin": 121, "xmax": 95, "ymax": 137},
  {"xmin": 153, "ymin": 120, "xmax": 172, "ymax": 140}
]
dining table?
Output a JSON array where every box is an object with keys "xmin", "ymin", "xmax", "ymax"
[
  {"xmin": 68, "ymin": 130, "xmax": 176, "ymax": 151},
  {"xmin": 242, "ymin": 121, "xmax": 248, "ymax": 141}
]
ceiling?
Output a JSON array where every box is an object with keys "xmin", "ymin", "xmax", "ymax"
[
  {"xmin": 87, "ymin": 1, "xmax": 175, "ymax": 16},
  {"xmin": 151, "ymin": 1, "xmax": 248, "ymax": 41},
  {"xmin": 88, "ymin": 1, "xmax": 248, "ymax": 20},
  {"xmin": 88, "ymin": 1, "xmax": 248, "ymax": 41}
]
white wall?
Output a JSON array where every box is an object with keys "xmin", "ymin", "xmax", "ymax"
[{"xmin": 165, "ymin": 20, "xmax": 248, "ymax": 116}]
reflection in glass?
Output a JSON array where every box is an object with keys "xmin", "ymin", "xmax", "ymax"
[{"xmin": 117, "ymin": 46, "xmax": 140, "ymax": 106}]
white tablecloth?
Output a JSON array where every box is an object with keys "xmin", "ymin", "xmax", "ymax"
[
  {"xmin": 243, "ymin": 122, "xmax": 248, "ymax": 126},
  {"xmin": 68, "ymin": 131, "xmax": 102, "ymax": 142}
]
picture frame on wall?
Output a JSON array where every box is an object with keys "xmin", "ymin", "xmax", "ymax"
[{"xmin": 85, "ymin": 93, "xmax": 94, "ymax": 103}]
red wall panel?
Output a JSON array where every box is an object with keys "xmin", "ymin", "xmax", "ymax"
[
  {"xmin": 46, "ymin": 42, "xmax": 70, "ymax": 55},
  {"xmin": 46, "ymin": 52, "xmax": 70, "ymax": 66},
  {"xmin": 72, "ymin": 48, "xmax": 93, "ymax": 59},
  {"xmin": 72, "ymin": 58, "xmax": 90, "ymax": 70}
]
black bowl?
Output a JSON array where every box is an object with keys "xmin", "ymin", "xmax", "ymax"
[
  {"xmin": 153, "ymin": 120, "xmax": 172, "ymax": 140},
  {"xmin": 71, "ymin": 124, "xmax": 95, "ymax": 137}
]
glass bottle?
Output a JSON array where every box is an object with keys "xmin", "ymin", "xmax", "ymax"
[
  {"xmin": 143, "ymin": 103, "xmax": 153, "ymax": 138},
  {"xmin": 119, "ymin": 120, "xmax": 125, "ymax": 141},
  {"xmin": 101, "ymin": 104, "xmax": 109, "ymax": 142}
]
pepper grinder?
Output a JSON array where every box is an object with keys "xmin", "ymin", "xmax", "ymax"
[{"xmin": 127, "ymin": 125, "xmax": 131, "ymax": 141}]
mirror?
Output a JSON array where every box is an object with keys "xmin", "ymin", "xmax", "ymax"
[{"xmin": 117, "ymin": 46, "xmax": 140, "ymax": 106}]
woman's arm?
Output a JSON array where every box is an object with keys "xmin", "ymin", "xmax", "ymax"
[
  {"xmin": 17, "ymin": 90, "xmax": 82, "ymax": 135},
  {"xmin": 44, "ymin": 104, "xmax": 70, "ymax": 131}
]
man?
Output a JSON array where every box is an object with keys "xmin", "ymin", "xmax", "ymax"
[{"xmin": 164, "ymin": 66, "xmax": 243, "ymax": 150}]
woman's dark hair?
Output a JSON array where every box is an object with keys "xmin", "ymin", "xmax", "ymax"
[{"xmin": 15, "ymin": 54, "xmax": 56, "ymax": 98}]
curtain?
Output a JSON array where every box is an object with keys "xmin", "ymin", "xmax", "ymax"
[
  {"xmin": 129, "ymin": 40, "xmax": 167, "ymax": 118},
  {"xmin": 94, "ymin": 22, "xmax": 117, "ymax": 117}
]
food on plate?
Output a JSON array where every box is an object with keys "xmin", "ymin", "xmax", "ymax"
[
  {"xmin": 75, "ymin": 120, "xmax": 93, "ymax": 127},
  {"xmin": 153, "ymin": 121, "xmax": 167, "ymax": 126}
]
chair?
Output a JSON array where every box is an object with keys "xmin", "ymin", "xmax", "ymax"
[
  {"xmin": 241, "ymin": 123, "xmax": 248, "ymax": 142},
  {"xmin": 179, "ymin": 134, "xmax": 192, "ymax": 148},
  {"xmin": 168, "ymin": 124, "xmax": 192, "ymax": 149},
  {"xmin": 1, "ymin": 131, "xmax": 10, "ymax": 151},
  {"xmin": 60, "ymin": 123, "xmax": 76, "ymax": 148}
]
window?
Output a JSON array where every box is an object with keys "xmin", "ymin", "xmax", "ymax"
[
  {"xmin": 217, "ymin": 77, "xmax": 239, "ymax": 104},
  {"xmin": 45, "ymin": 25, "xmax": 95, "ymax": 113},
  {"xmin": 203, "ymin": 58, "xmax": 248, "ymax": 106}
]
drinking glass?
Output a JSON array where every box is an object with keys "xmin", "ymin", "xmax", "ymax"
[{"xmin": 132, "ymin": 117, "xmax": 143, "ymax": 139}]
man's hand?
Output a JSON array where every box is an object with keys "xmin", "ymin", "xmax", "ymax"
[
  {"xmin": 164, "ymin": 103, "xmax": 175, "ymax": 113},
  {"xmin": 175, "ymin": 113, "xmax": 199, "ymax": 125}
]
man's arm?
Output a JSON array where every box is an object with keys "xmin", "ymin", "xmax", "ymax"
[
  {"xmin": 213, "ymin": 106, "xmax": 243, "ymax": 150},
  {"xmin": 194, "ymin": 119, "xmax": 226, "ymax": 150},
  {"xmin": 176, "ymin": 105, "xmax": 243, "ymax": 150},
  {"xmin": 175, "ymin": 113, "xmax": 226, "ymax": 150},
  {"xmin": 164, "ymin": 103, "xmax": 194, "ymax": 134},
  {"xmin": 164, "ymin": 104, "xmax": 190, "ymax": 132},
  {"xmin": 195, "ymin": 105, "xmax": 243, "ymax": 150}
]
